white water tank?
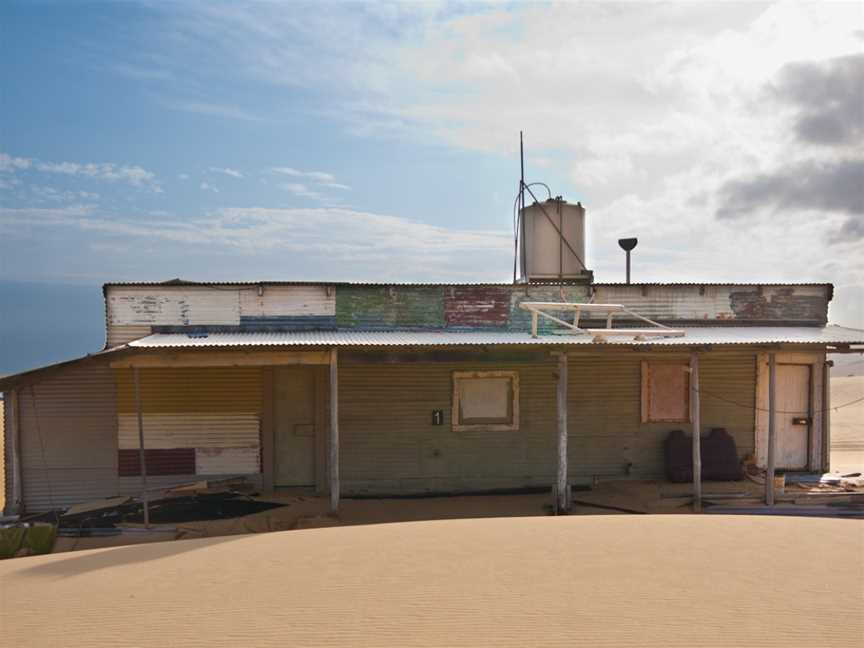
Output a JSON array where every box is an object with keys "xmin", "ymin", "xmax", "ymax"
[{"xmin": 521, "ymin": 198, "xmax": 586, "ymax": 280}]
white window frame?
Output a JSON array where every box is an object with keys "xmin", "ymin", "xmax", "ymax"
[{"xmin": 452, "ymin": 370, "xmax": 520, "ymax": 432}]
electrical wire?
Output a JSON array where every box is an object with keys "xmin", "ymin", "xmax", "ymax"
[{"xmin": 694, "ymin": 385, "xmax": 864, "ymax": 414}]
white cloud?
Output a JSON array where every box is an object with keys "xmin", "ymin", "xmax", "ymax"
[
  {"xmin": 0, "ymin": 205, "xmax": 512, "ymax": 280},
  {"xmin": 178, "ymin": 173, "xmax": 190, "ymax": 180},
  {"xmin": 29, "ymin": 185, "xmax": 100, "ymax": 203},
  {"xmin": 200, "ymin": 181, "xmax": 219, "ymax": 192},
  {"xmin": 0, "ymin": 151, "xmax": 161, "ymax": 190},
  {"xmin": 279, "ymin": 182, "xmax": 322, "ymax": 200},
  {"xmin": 270, "ymin": 166, "xmax": 351, "ymax": 197},
  {"xmin": 209, "ymin": 167, "xmax": 244, "ymax": 178},
  {"xmin": 0, "ymin": 153, "xmax": 32, "ymax": 172},
  {"xmin": 270, "ymin": 167, "xmax": 336, "ymax": 183}
]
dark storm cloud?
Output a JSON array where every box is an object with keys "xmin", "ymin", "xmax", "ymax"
[
  {"xmin": 716, "ymin": 159, "xmax": 864, "ymax": 241},
  {"xmin": 773, "ymin": 53, "xmax": 864, "ymax": 146}
]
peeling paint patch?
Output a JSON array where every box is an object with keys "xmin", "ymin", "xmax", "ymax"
[
  {"xmin": 730, "ymin": 287, "xmax": 828, "ymax": 323},
  {"xmin": 336, "ymin": 286, "xmax": 445, "ymax": 329},
  {"xmin": 444, "ymin": 286, "xmax": 511, "ymax": 328}
]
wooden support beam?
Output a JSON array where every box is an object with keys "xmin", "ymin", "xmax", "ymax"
[
  {"xmin": 823, "ymin": 360, "xmax": 831, "ymax": 473},
  {"xmin": 556, "ymin": 352, "xmax": 569, "ymax": 514},
  {"xmin": 132, "ymin": 367, "xmax": 150, "ymax": 528},
  {"xmin": 3, "ymin": 388, "xmax": 23, "ymax": 516},
  {"xmin": 329, "ymin": 348, "xmax": 340, "ymax": 513},
  {"xmin": 765, "ymin": 353, "xmax": 777, "ymax": 506},
  {"xmin": 690, "ymin": 353, "xmax": 702, "ymax": 513}
]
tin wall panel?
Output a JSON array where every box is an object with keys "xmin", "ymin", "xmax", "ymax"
[
  {"xmin": 593, "ymin": 285, "xmax": 828, "ymax": 324},
  {"xmin": 118, "ymin": 448, "xmax": 196, "ymax": 476},
  {"xmin": 117, "ymin": 413, "xmax": 260, "ymax": 449},
  {"xmin": 195, "ymin": 447, "xmax": 261, "ymax": 475},
  {"xmin": 107, "ymin": 324, "xmax": 152, "ymax": 347},
  {"xmin": 336, "ymin": 286, "xmax": 445, "ymax": 329},
  {"xmin": 115, "ymin": 367, "xmax": 262, "ymax": 414},
  {"xmin": 338, "ymin": 349, "xmax": 757, "ymax": 494},
  {"xmin": 240, "ymin": 285, "xmax": 335, "ymax": 317},
  {"xmin": 17, "ymin": 362, "xmax": 118, "ymax": 513},
  {"xmin": 444, "ymin": 286, "xmax": 511, "ymax": 328},
  {"xmin": 567, "ymin": 350, "xmax": 756, "ymax": 478},
  {"xmin": 107, "ymin": 287, "xmax": 241, "ymax": 326},
  {"xmin": 0, "ymin": 398, "xmax": 6, "ymax": 512}
]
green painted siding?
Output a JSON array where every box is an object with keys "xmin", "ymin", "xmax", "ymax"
[
  {"xmin": 568, "ymin": 351, "xmax": 756, "ymax": 480},
  {"xmin": 337, "ymin": 350, "xmax": 757, "ymax": 494},
  {"xmin": 336, "ymin": 286, "xmax": 445, "ymax": 329}
]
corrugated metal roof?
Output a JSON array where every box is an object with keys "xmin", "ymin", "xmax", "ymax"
[
  {"xmin": 103, "ymin": 279, "xmax": 829, "ymax": 288},
  {"xmin": 127, "ymin": 325, "xmax": 864, "ymax": 349}
]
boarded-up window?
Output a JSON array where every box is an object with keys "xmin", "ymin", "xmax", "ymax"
[
  {"xmin": 452, "ymin": 371, "xmax": 519, "ymax": 431},
  {"xmin": 641, "ymin": 361, "xmax": 690, "ymax": 423}
]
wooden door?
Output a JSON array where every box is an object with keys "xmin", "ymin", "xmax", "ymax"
[
  {"xmin": 776, "ymin": 364, "xmax": 811, "ymax": 470},
  {"xmin": 274, "ymin": 367, "xmax": 316, "ymax": 486}
]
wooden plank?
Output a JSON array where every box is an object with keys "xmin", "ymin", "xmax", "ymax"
[
  {"xmin": 556, "ymin": 353, "xmax": 569, "ymax": 513},
  {"xmin": 329, "ymin": 348, "xmax": 339, "ymax": 512},
  {"xmin": 111, "ymin": 351, "xmax": 330, "ymax": 368},
  {"xmin": 690, "ymin": 353, "xmax": 702, "ymax": 512},
  {"xmin": 766, "ymin": 353, "xmax": 777, "ymax": 506}
]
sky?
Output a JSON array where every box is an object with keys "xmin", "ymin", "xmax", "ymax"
[{"xmin": 1, "ymin": 0, "xmax": 863, "ymax": 372}]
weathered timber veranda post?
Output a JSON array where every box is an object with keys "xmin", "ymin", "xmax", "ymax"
[
  {"xmin": 689, "ymin": 353, "xmax": 702, "ymax": 513},
  {"xmin": 133, "ymin": 366, "xmax": 150, "ymax": 528},
  {"xmin": 765, "ymin": 353, "xmax": 777, "ymax": 506},
  {"xmin": 329, "ymin": 348, "xmax": 340, "ymax": 512},
  {"xmin": 556, "ymin": 352, "xmax": 569, "ymax": 513}
]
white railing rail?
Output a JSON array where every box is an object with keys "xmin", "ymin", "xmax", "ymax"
[{"xmin": 518, "ymin": 302, "xmax": 686, "ymax": 341}]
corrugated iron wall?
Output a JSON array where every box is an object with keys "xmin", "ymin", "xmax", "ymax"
[
  {"xmin": 593, "ymin": 285, "xmax": 828, "ymax": 324},
  {"xmin": 17, "ymin": 362, "xmax": 118, "ymax": 512},
  {"xmin": 338, "ymin": 350, "xmax": 756, "ymax": 494},
  {"xmin": 104, "ymin": 283, "xmax": 830, "ymax": 343},
  {"xmin": 568, "ymin": 351, "xmax": 756, "ymax": 479},
  {"xmin": 106, "ymin": 324, "xmax": 152, "ymax": 347},
  {"xmin": 114, "ymin": 367, "xmax": 263, "ymax": 487},
  {"xmin": 105, "ymin": 285, "xmax": 337, "ymax": 343}
]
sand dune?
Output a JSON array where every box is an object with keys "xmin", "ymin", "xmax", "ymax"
[
  {"xmin": 1, "ymin": 515, "xmax": 862, "ymax": 647},
  {"xmin": 830, "ymin": 375, "xmax": 864, "ymax": 474}
]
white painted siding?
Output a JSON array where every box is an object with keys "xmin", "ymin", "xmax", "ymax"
[
  {"xmin": 594, "ymin": 285, "xmax": 735, "ymax": 320},
  {"xmin": 107, "ymin": 288, "xmax": 241, "ymax": 325},
  {"xmin": 117, "ymin": 413, "xmax": 260, "ymax": 449},
  {"xmin": 240, "ymin": 285, "xmax": 335, "ymax": 317},
  {"xmin": 195, "ymin": 447, "xmax": 260, "ymax": 475}
]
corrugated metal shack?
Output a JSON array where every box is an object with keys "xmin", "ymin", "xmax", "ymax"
[{"xmin": 3, "ymin": 277, "xmax": 862, "ymax": 515}]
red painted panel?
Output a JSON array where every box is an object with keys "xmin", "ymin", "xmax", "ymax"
[
  {"xmin": 444, "ymin": 286, "xmax": 511, "ymax": 327},
  {"xmin": 118, "ymin": 448, "xmax": 196, "ymax": 477}
]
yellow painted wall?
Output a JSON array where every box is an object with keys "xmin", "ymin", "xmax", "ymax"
[{"xmin": 115, "ymin": 367, "xmax": 263, "ymax": 414}]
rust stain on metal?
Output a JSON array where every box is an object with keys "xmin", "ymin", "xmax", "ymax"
[
  {"xmin": 730, "ymin": 287, "xmax": 827, "ymax": 323},
  {"xmin": 445, "ymin": 286, "xmax": 511, "ymax": 328}
]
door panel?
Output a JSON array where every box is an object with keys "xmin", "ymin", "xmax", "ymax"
[
  {"xmin": 274, "ymin": 367, "xmax": 316, "ymax": 486},
  {"xmin": 776, "ymin": 364, "xmax": 810, "ymax": 470}
]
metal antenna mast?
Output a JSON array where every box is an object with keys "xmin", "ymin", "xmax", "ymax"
[{"xmin": 519, "ymin": 131, "xmax": 526, "ymax": 281}]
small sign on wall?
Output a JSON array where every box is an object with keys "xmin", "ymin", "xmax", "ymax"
[{"xmin": 431, "ymin": 410, "xmax": 444, "ymax": 426}]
